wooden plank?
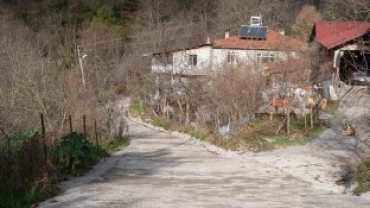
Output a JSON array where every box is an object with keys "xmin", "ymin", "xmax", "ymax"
[{"xmin": 276, "ymin": 118, "xmax": 287, "ymax": 134}]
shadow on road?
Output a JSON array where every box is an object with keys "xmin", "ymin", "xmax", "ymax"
[{"xmin": 40, "ymin": 122, "xmax": 188, "ymax": 208}]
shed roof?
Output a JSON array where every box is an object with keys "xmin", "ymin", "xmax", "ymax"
[{"xmin": 313, "ymin": 21, "xmax": 370, "ymax": 49}]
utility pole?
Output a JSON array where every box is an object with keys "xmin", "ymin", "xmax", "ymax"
[{"xmin": 77, "ymin": 45, "xmax": 86, "ymax": 86}]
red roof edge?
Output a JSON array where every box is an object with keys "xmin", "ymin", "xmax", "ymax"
[{"xmin": 314, "ymin": 21, "xmax": 370, "ymax": 49}]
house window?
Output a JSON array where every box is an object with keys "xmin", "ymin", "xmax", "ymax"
[
  {"xmin": 188, "ymin": 54, "xmax": 197, "ymax": 66},
  {"xmin": 257, "ymin": 52, "xmax": 275, "ymax": 64},
  {"xmin": 227, "ymin": 51, "xmax": 237, "ymax": 63}
]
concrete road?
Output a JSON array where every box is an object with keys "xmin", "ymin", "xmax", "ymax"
[{"xmin": 39, "ymin": 116, "xmax": 370, "ymax": 208}]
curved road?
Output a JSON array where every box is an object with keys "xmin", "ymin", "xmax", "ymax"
[{"xmin": 39, "ymin": 114, "xmax": 370, "ymax": 207}]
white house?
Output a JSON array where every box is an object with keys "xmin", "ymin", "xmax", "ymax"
[
  {"xmin": 151, "ymin": 44, "xmax": 213, "ymax": 75},
  {"xmin": 151, "ymin": 16, "xmax": 307, "ymax": 76}
]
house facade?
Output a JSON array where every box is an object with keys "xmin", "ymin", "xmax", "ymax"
[
  {"xmin": 151, "ymin": 44, "xmax": 213, "ymax": 75},
  {"xmin": 211, "ymin": 31, "xmax": 306, "ymax": 71},
  {"xmin": 151, "ymin": 19, "xmax": 307, "ymax": 76}
]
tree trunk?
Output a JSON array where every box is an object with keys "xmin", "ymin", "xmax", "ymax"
[
  {"xmin": 166, "ymin": 100, "xmax": 169, "ymax": 121},
  {"xmin": 177, "ymin": 99, "xmax": 183, "ymax": 125},
  {"xmin": 185, "ymin": 95, "xmax": 190, "ymax": 126}
]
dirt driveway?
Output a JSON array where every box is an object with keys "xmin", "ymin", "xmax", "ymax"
[{"xmin": 39, "ymin": 107, "xmax": 370, "ymax": 208}]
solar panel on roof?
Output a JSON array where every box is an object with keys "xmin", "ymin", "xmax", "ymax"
[
  {"xmin": 240, "ymin": 25, "xmax": 268, "ymax": 39},
  {"xmin": 257, "ymin": 27, "xmax": 268, "ymax": 38}
]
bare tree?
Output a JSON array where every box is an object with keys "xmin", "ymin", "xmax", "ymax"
[{"xmin": 319, "ymin": 0, "xmax": 370, "ymax": 21}]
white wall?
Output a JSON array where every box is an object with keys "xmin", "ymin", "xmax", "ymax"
[
  {"xmin": 212, "ymin": 49, "xmax": 251, "ymax": 70},
  {"xmin": 211, "ymin": 49, "xmax": 293, "ymax": 71},
  {"xmin": 152, "ymin": 45, "xmax": 299, "ymax": 75},
  {"xmin": 152, "ymin": 45, "xmax": 212, "ymax": 75}
]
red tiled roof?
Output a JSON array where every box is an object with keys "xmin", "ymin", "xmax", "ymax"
[
  {"xmin": 212, "ymin": 30, "xmax": 307, "ymax": 51},
  {"xmin": 314, "ymin": 21, "xmax": 370, "ymax": 49}
]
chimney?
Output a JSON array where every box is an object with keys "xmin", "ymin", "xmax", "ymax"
[
  {"xmin": 225, "ymin": 30, "xmax": 230, "ymax": 39},
  {"xmin": 206, "ymin": 36, "xmax": 211, "ymax": 44},
  {"xmin": 278, "ymin": 29, "xmax": 285, "ymax": 36}
]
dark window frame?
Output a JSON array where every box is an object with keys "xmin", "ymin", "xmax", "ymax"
[
  {"xmin": 227, "ymin": 51, "xmax": 237, "ymax": 63},
  {"xmin": 188, "ymin": 54, "xmax": 197, "ymax": 66}
]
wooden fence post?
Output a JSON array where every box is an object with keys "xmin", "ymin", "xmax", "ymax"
[
  {"xmin": 40, "ymin": 113, "xmax": 45, "ymax": 135},
  {"xmin": 0, "ymin": 126, "xmax": 11, "ymax": 157},
  {"xmin": 310, "ymin": 108, "xmax": 314, "ymax": 128},
  {"xmin": 83, "ymin": 115, "xmax": 86, "ymax": 135},
  {"xmin": 94, "ymin": 120, "xmax": 98, "ymax": 146},
  {"xmin": 286, "ymin": 111, "xmax": 290, "ymax": 134},
  {"xmin": 69, "ymin": 115, "xmax": 73, "ymax": 133},
  {"xmin": 126, "ymin": 123, "xmax": 129, "ymax": 138}
]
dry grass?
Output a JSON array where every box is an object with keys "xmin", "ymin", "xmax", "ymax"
[
  {"xmin": 228, "ymin": 114, "xmax": 326, "ymax": 152},
  {"xmin": 354, "ymin": 160, "xmax": 370, "ymax": 195}
]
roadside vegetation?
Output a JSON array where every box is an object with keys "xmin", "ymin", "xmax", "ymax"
[
  {"xmin": 106, "ymin": 135, "xmax": 130, "ymax": 154},
  {"xmin": 323, "ymin": 100, "xmax": 340, "ymax": 115},
  {"xmin": 353, "ymin": 114, "xmax": 370, "ymax": 196},
  {"xmin": 227, "ymin": 116, "xmax": 327, "ymax": 152},
  {"xmin": 0, "ymin": 128, "xmax": 129, "ymax": 208},
  {"xmin": 354, "ymin": 160, "xmax": 370, "ymax": 196},
  {"xmin": 130, "ymin": 102, "xmax": 327, "ymax": 152},
  {"xmin": 0, "ymin": 128, "xmax": 57, "ymax": 208}
]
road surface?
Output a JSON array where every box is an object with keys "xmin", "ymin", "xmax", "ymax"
[{"xmin": 39, "ymin": 87, "xmax": 370, "ymax": 207}]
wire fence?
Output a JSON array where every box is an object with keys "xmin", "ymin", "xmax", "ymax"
[
  {"xmin": 0, "ymin": 112, "xmax": 129, "ymax": 196},
  {"xmin": 0, "ymin": 125, "xmax": 55, "ymax": 195}
]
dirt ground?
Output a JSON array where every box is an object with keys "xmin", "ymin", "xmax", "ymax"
[{"xmin": 253, "ymin": 86, "xmax": 370, "ymax": 194}]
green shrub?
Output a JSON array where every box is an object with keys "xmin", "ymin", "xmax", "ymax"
[
  {"xmin": 290, "ymin": 119, "xmax": 306, "ymax": 129},
  {"xmin": 0, "ymin": 128, "xmax": 129, "ymax": 208},
  {"xmin": 52, "ymin": 132, "xmax": 108, "ymax": 177},
  {"xmin": 273, "ymin": 135, "xmax": 292, "ymax": 147},
  {"xmin": 96, "ymin": 5, "xmax": 115, "ymax": 24},
  {"xmin": 0, "ymin": 128, "xmax": 47, "ymax": 193},
  {"xmin": 0, "ymin": 128, "xmax": 58, "ymax": 208},
  {"xmin": 0, "ymin": 188, "xmax": 58, "ymax": 208},
  {"xmin": 151, "ymin": 117, "xmax": 170, "ymax": 130},
  {"xmin": 298, "ymin": 126, "xmax": 326, "ymax": 145},
  {"xmin": 7, "ymin": 127, "xmax": 40, "ymax": 151},
  {"xmin": 188, "ymin": 128, "xmax": 207, "ymax": 141},
  {"xmin": 11, "ymin": 127, "xmax": 39, "ymax": 139},
  {"xmin": 131, "ymin": 102, "xmax": 146, "ymax": 118},
  {"xmin": 106, "ymin": 136, "xmax": 130, "ymax": 153}
]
